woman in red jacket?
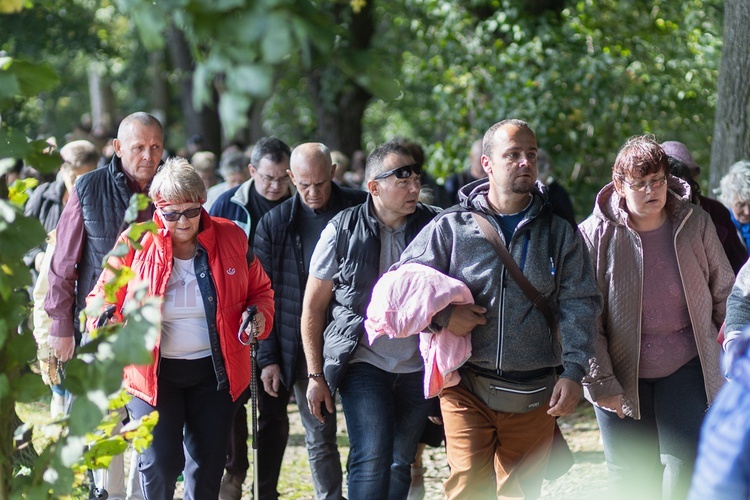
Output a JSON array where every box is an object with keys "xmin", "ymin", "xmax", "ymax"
[{"xmin": 87, "ymin": 157, "xmax": 274, "ymax": 500}]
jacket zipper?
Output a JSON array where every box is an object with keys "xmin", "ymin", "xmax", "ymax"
[{"xmin": 631, "ymin": 228, "xmax": 643, "ymax": 419}]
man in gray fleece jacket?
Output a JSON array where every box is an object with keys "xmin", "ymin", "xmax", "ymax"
[{"xmin": 397, "ymin": 119, "xmax": 601, "ymax": 499}]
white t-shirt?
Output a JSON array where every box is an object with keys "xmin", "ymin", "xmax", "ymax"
[{"xmin": 161, "ymin": 256, "xmax": 211, "ymax": 359}]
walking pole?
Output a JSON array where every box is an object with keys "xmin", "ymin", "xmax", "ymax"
[
  {"xmin": 86, "ymin": 305, "xmax": 117, "ymax": 500},
  {"xmin": 238, "ymin": 305, "xmax": 259, "ymax": 500}
]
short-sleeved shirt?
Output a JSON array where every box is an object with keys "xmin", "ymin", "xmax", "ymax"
[{"xmin": 309, "ymin": 215, "xmax": 423, "ymax": 373}]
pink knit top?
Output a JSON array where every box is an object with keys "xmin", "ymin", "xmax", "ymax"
[{"xmin": 637, "ymin": 219, "xmax": 699, "ymax": 379}]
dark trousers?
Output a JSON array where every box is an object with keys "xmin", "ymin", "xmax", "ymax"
[
  {"xmin": 225, "ymin": 366, "xmax": 291, "ymax": 499},
  {"xmin": 595, "ymin": 356, "xmax": 707, "ymax": 500},
  {"xmin": 128, "ymin": 357, "xmax": 238, "ymax": 500}
]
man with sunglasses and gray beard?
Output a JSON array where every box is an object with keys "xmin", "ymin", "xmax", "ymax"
[{"xmin": 301, "ymin": 140, "xmax": 440, "ymax": 499}]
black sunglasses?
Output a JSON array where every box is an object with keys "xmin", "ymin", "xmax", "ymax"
[
  {"xmin": 374, "ymin": 163, "xmax": 423, "ymax": 180},
  {"xmin": 160, "ymin": 207, "xmax": 202, "ymax": 222}
]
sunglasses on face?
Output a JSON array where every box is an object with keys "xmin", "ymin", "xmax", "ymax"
[
  {"xmin": 160, "ymin": 207, "xmax": 202, "ymax": 222},
  {"xmin": 374, "ymin": 163, "xmax": 423, "ymax": 180}
]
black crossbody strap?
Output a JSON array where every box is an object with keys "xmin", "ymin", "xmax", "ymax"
[{"xmin": 471, "ymin": 211, "xmax": 558, "ymax": 337}]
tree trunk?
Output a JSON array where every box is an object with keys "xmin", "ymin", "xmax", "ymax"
[
  {"xmin": 147, "ymin": 49, "xmax": 169, "ymax": 132},
  {"xmin": 166, "ymin": 25, "xmax": 222, "ymax": 156},
  {"xmin": 309, "ymin": 72, "xmax": 371, "ymax": 156},
  {"xmin": 88, "ymin": 62, "xmax": 115, "ymax": 138},
  {"xmin": 308, "ymin": 2, "xmax": 374, "ymax": 157},
  {"xmin": 710, "ymin": 0, "xmax": 750, "ymax": 190}
]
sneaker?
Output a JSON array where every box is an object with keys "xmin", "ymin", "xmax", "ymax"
[
  {"xmin": 219, "ymin": 472, "xmax": 245, "ymax": 500},
  {"xmin": 50, "ymin": 393, "xmax": 65, "ymax": 419}
]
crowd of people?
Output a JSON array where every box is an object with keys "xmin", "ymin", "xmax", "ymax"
[{"xmin": 8, "ymin": 110, "xmax": 750, "ymax": 500}]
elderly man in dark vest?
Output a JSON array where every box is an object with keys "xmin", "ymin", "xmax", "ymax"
[{"xmin": 46, "ymin": 111, "xmax": 163, "ymax": 500}]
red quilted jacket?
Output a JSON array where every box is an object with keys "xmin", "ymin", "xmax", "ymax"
[{"xmin": 87, "ymin": 210, "xmax": 274, "ymax": 405}]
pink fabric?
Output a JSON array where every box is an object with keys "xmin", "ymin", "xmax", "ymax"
[{"xmin": 365, "ymin": 263, "xmax": 474, "ymax": 398}]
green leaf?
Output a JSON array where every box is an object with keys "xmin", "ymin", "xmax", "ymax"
[
  {"xmin": 0, "ymin": 127, "xmax": 32, "ymax": 160},
  {"xmin": 218, "ymin": 92, "xmax": 251, "ymax": 139},
  {"xmin": 24, "ymin": 142, "xmax": 63, "ymax": 174},
  {"xmin": 8, "ymin": 59, "xmax": 60, "ymax": 97},
  {"xmin": 83, "ymin": 435, "xmax": 128, "ymax": 469},
  {"xmin": 103, "ymin": 266, "xmax": 134, "ymax": 303},
  {"xmin": 4, "ymin": 324, "xmax": 37, "ymax": 371},
  {"xmin": 127, "ymin": 0, "xmax": 167, "ymax": 51},
  {"xmin": 12, "ymin": 372, "xmax": 48, "ymax": 403},
  {"xmin": 68, "ymin": 396, "xmax": 105, "ymax": 436},
  {"xmin": 0, "ymin": 210, "xmax": 46, "ymax": 261},
  {"xmin": 0, "ymin": 71, "xmax": 20, "ymax": 99},
  {"xmin": 128, "ymin": 221, "xmax": 158, "ymax": 244},
  {"xmin": 0, "ymin": 373, "xmax": 9, "ymax": 402},
  {"xmin": 0, "ymin": 0, "xmax": 26, "ymax": 14},
  {"xmin": 261, "ymin": 14, "xmax": 294, "ymax": 64},
  {"xmin": 226, "ymin": 64, "xmax": 273, "ymax": 96}
]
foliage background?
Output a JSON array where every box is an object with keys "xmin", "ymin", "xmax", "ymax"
[{"xmin": 2, "ymin": 0, "xmax": 726, "ymax": 219}]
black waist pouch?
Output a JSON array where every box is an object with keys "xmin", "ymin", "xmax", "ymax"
[{"xmin": 459, "ymin": 366, "xmax": 557, "ymax": 414}]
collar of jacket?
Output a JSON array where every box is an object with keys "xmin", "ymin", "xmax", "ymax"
[
  {"xmin": 593, "ymin": 176, "xmax": 693, "ymax": 228},
  {"xmin": 287, "ymin": 181, "xmax": 350, "ymax": 226}
]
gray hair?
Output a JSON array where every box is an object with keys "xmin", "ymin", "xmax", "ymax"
[
  {"xmin": 117, "ymin": 112, "xmax": 163, "ymax": 140},
  {"xmin": 191, "ymin": 151, "xmax": 217, "ymax": 174},
  {"xmin": 719, "ymin": 160, "xmax": 750, "ymax": 206},
  {"xmin": 60, "ymin": 140, "xmax": 99, "ymax": 171},
  {"xmin": 150, "ymin": 157, "xmax": 207, "ymax": 203},
  {"xmin": 219, "ymin": 151, "xmax": 249, "ymax": 177}
]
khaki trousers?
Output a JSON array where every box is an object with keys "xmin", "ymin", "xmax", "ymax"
[{"xmin": 440, "ymin": 382, "xmax": 555, "ymax": 499}]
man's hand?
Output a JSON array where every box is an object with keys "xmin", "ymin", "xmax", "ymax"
[
  {"xmin": 547, "ymin": 378, "xmax": 581, "ymax": 417},
  {"xmin": 48, "ymin": 336, "xmax": 75, "ymax": 362},
  {"xmin": 595, "ymin": 393, "xmax": 625, "ymax": 419},
  {"xmin": 446, "ymin": 304, "xmax": 487, "ymax": 337},
  {"xmin": 307, "ymin": 377, "xmax": 334, "ymax": 424},
  {"xmin": 260, "ymin": 364, "xmax": 282, "ymax": 397}
]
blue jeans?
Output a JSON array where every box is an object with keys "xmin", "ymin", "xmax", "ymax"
[
  {"xmin": 127, "ymin": 357, "xmax": 238, "ymax": 500},
  {"xmin": 595, "ymin": 356, "xmax": 707, "ymax": 500},
  {"xmin": 338, "ymin": 363, "xmax": 431, "ymax": 500}
]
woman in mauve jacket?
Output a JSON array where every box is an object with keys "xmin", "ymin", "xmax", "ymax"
[
  {"xmin": 578, "ymin": 136, "xmax": 734, "ymax": 500},
  {"xmin": 87, "ymin": 157, "xmax": 274, "ymax": 500}
]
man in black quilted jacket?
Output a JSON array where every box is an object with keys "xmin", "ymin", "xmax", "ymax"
[{"xmin": 253, "ymin": 143, "xmax": 366, "ymax": 500}]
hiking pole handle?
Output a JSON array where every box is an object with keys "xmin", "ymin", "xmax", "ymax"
[{"xmin": 238, "ymin": 305, "xmax": 259, "ymax": 345}]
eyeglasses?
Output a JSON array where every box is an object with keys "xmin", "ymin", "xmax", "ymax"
[
  {"xmin": 620, "ymin": 176, "xmax": 668, "ymax": 192},
  {"xmin": 160, "ymin": 207, "xmax": 202, "ymax": 222},
  {"xmin": 258, "ymin": 173, "xmax": 290, "ymax": 186},
  {"xmin": 374, "ymin": 163, "xmax": 423, "ymax": 180}
]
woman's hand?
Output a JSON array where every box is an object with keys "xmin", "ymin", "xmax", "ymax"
[
  {"xmin": 242, "ymin": 310, "xmax": 267, "ymax": 338},
  {"xmin": 596, "ymin": 394, "xmax": 625, "ymax": 418}
]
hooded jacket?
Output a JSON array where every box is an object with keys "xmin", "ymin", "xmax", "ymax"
[
  {"xmin": 397, "ymin": 179, "xmax": 601, "ymax": 383},
  {"xmin": 86, "ymin": 210, "xmax": 275, "ymax": 405},
  {"xmin": 578, "ymin": 177, "xmax": 733, "ymax": 418}
]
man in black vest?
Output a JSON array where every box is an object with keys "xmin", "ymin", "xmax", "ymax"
[
  {"xmin": 253, "ymin": 143, "xmax": 365, "ymax": 499},
  {"xmin": 46, "ymin": 111, "xmax": 163, "ymax": 500},
  {"xmin": 301, "ymin": 141, "xmax": 440, "ymax": 499}
]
